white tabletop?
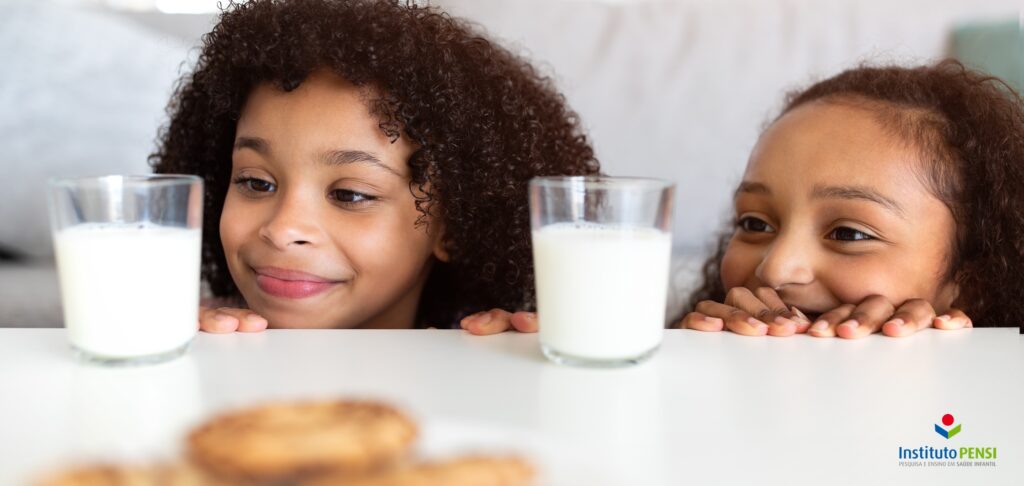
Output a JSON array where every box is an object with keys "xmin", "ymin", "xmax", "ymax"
[{"xmin": 1, "ymin": 328, "xmax": 1021, "ymax": 485}]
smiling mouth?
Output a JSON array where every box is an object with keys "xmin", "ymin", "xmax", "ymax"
[{"xmin": 252, "ymin": 266, "xmax": 345, "ymax": 299}]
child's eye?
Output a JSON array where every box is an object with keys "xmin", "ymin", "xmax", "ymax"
[
  {"xmin": 330, "ymin": 189, "xmax": 378, "ymax": 205},
  {"xmin": 232, "ymin": 176, "xmax": 276, "ymax": 194},
  {"xmin": 827, "ymin": 227, "xmax": 874, "ymax": 241},
  {"xmin": 737, "ymin": 216, "xmax": 775, "ymax": 233}
]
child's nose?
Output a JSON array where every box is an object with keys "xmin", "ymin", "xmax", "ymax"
[
  {"xmin": 258, "ymin": 196, "xmax": 322, "ymax": 250},
  {"xmin": 754, "ymin": 234, "xmax": 814, "ymax": 289}
]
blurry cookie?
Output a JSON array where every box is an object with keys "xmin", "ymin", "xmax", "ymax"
[
  {"xmin": 36, "ymin": 463, "xmax": 214, "ymax": 486},
  {"xmin": 188, "ymin": 400, "xmax": 417, "ymax": 482},
  {"xmin": 306, "ymin": 456, "xmax": 535, "ymax": 486}
]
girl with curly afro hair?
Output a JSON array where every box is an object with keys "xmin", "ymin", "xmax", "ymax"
[
  {"xmin": 678, "ymin": 60, "xmax": 1024, "ymax": 338},
  {"xmin": 150, "ymin": 0, "xmax": 598, "ymax": 332}
]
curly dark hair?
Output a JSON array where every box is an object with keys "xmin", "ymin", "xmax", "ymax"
[
  {"xmin": 684, "ymin": 60, "xmax": 1024, "ymax": 327},
  {"xmin": 150, "ymin": 0, "xmax": 599, "ymax": 327}
]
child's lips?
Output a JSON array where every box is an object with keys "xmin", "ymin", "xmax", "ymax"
[{"xmin": 252, "ymin": 266, "xmax": 345, "ymax": 299}]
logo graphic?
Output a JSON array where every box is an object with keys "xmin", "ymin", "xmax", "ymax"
[
  {"xmin": 899, "ymin": 413, "xmax": 998, "ymax": 466},
  {"xmin": 934, "ymin": 414, "xmax": 961, "ymax": 439}
]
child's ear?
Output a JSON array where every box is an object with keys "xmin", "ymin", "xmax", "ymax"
[
  {"xmin": 430, "ymin": 222, "xmax": 450, "ymax": 263},
  {"xmin": 937, "ymin": 276, "xmax": 960, "ymax": 309},
  {"xmin": 433, "ymin": 239, "xmax": 451, "ymax": 263}
]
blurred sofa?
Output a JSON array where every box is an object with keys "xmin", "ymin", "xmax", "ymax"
[{"xmin": 1, "ymin": 0, "xmax": 1020, "ymax": 327}]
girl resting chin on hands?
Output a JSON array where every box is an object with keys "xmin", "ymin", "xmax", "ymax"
[{"xmin": 679, "ymin": 61, "xmax": 1024, "ymax": 338}]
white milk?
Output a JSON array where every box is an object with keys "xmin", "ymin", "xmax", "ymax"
[
  {"xmin": 54, "ymin": 223, "xmax": 201, "ymax": 359},
  {"xmin": 532, "ymin": 223, "xmax": 672, "ymax": 361}
]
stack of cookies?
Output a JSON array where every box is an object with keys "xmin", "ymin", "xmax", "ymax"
[{"xmin": 38, "ymin": 400, "xmax": 535, "ymax": 486}]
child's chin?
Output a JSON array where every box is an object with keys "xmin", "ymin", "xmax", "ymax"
[
  {"xmin": 247, "ymin": 304, "xmax": 348, "ymax": 330},
  {"xmin": 264, "ymin": 316, "xmax": 346, "ymax": 329}
]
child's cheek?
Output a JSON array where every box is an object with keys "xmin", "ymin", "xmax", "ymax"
[
  {"xmin": 719, "ymin": 240, "xmax": 756, "ymax": 291},
  {"xmin": 820, "ymin": 263, "xmax": 901, "ymax": 306},
  {"xmin": 219, "ymin": 200, "xmax": 245, "ymax": 258}
]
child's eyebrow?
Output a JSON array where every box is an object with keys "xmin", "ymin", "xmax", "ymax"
[
  {"xmin": 735, "ymin": 181, "xmax": 770, "ymax": 197},
  {"xmin": 233, "ymin": 136, "xmax": 402, "ymax": 178},
  {"xmin": 234, "ymin": 136, "xmax": 268, "ymax": 153},
  {"xmin": 319, "ymin": 149, "xmax": 403, "ymax": 178},
  {"xmin": 735, "ymin": 181, "xmax": 906, "ymax": 218},
  {"xmin": 811, "ymin": 184, "xmax": 906, "ymax": 218}
]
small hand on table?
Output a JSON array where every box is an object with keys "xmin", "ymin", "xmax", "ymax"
[
  {"xmin": 678, "ymin": 287, "xmax": 971, "ymax": 338},
  {"xmin": 197, "ymin": 306, "xmax": 536, "ymax": 334},
  {"xmin": 460, "ymin": 309, "xmax": 538, "ymax": 335},
  {"xmin": 198, "ymin": 306, "xmax": 269, "ymax": 333}
]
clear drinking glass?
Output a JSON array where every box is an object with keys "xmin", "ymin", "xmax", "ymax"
[
  {"xmin": 47, "ymin": 175, "xmax": 203, "ymax": 365},
  {"xmin": 530, "ymin": 176, "xmax": 674, "ymax": 367}
]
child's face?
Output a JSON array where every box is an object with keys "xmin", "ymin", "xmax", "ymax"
[
  {"xmin": 220, "ymin": 72, "xmax": 446, "ymax": 329},
  {"xmin": 720, "ymin": 101, "xmax": 958, "ymax": 319}
]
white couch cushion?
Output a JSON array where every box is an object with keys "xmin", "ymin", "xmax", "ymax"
[{"xmin": 0, "ymin": 1, "xmax": 187, "ymax": 259}]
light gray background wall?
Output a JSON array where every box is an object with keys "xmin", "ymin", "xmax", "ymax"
[{"xmin": 1, "ymin": 0, "xmax": 1020, "ymax": 326}]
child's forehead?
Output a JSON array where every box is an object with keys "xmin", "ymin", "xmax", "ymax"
[
  {"xmin": 757, "ymin": 102, "xmax": 925, "ymax": 170},
  {"xmin": 746, "ymin": 102, "xmax": 926, "ymax": 187},
  {"xmin": 243, "ymin": 72, "xmax": 372, "ymax": 116},
  {"xmin": 236, "ymin": 72, "xmax": 415, "ymax": 169},
  {"xmin": 767, "ymin": 101, "xmax": 891, "ymax": 143},
  {"xmin": 761, "ymin": 98, "xmax": 942, "ymax": 156}
]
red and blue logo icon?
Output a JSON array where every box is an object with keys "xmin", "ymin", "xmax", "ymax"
[{"xmin": 934, "ymin": 414, "xmax": 961, "ymax": 439}]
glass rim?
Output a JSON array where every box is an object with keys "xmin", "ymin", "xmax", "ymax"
[
  {"xmin": 529, "ymin": 175, "xmax": 674, "ymax": 190},
  {"xmin": 47, "ymin": 174, "xmax": 202, "ymax": 188}
]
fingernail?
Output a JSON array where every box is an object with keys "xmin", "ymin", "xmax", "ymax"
[
  {"xmin": 473, "ymin": 313, "xmax": 493, "ymax": 327},
  {"xmin": 936, "ymin": 315, "xmax": 950, "ymax": 322},
  {"xmin": 811, "ymin": 320, "xmax": 828, "ymax": 331},
  {"xmin": 214, "ymin": 313, "xmax": 233, "ymax": 322},
  {"xmin": 839, "ymin": 319, "xmax": 859, "ymax": 330},
  {"xmin": 244, "ymin": 314, "xmax": 267, "ymax": 326},
  {"xmin": 526, "ymin": 312, "xmax": 537, "ymax": 321},
  {"xmin": 747, "ymin": 317, "xmax": 768, "ymax": 334},
  {"xmin": 703, "ymin": 315, "xmax": 722, "ymax": 323},
  {"xmin": 886, "ymin": 318, "xmax": 905, "ymax": 327},
  {"xmin": 773, "ymin": 316, "xmax": 794, "ymax": 326},
  {"xmin": 459, "ymin": 313, "xmax": 479, "ymax": 329},
  {"xmin": 790, "ymin": 306, "xmax": 809, "ymax": 323}
]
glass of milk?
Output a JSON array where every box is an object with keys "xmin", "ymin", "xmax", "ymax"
[
  {"xmin": 530, "ymin": 176, "xmax": 674, "ymax": 367},
  {"xmin": 47, "ymin": 175, "xmax": 203, "ymax": 365}
]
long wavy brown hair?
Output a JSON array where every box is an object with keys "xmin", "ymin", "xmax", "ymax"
[
  {"xmin": 684, "ymin": 60, "xmax": 1024, "ymax": 327},
  {"xmin": 150, "ymin": 0, "xmax": 599, "ymax": 326}
]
